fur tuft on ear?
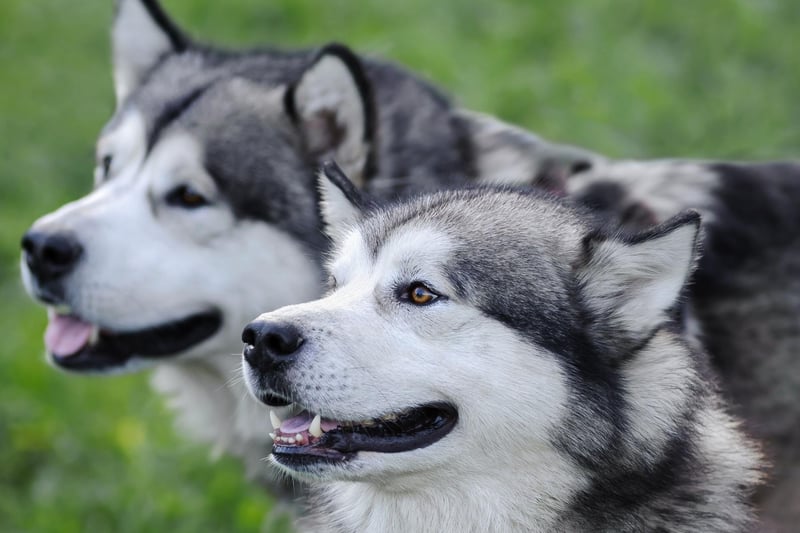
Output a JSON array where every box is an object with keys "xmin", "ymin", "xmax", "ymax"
[
  {"xmin": 317, "ymin": 161, "xmax": 369, "ymax": 244},
  {"xmin": 112, "ymin": 0, "xmax": 189, "ymax": 104},
  {"xmin": 577, "ymin": 211, "xmax": 701, "ymax": 336},
  {"xmin": 286, "ymin": 44, "xmax": 375, "ymax": 188}
]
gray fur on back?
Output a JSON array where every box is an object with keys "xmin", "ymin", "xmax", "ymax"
[{"xmin": 567, "ymin": 159, "xmax": 800, "ymax": 530}]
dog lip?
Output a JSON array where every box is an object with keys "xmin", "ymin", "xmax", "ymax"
[
  {"xmin": 271, "ymin": 402, "xmax": 458, "ymax": 470},
  {"xmin": 49, "ymin": 309, "xmax": 222, "ymax": 372},
  {"xmin": 257, "ymin": 391, "xmax": 293, "ymax": 407}
]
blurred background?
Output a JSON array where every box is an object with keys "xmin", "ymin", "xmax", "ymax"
[{"xmin": 1, "ymin": 0, "xmax": 798, "ymax": 531}]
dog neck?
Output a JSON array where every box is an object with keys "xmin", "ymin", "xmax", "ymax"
[{"xmin": 302, "ymin": 450, "xmax": 585, "ymax": 533}]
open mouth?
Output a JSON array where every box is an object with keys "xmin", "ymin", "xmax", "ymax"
[
  {"xmin": 269, "ymin": 402, "xmax": 458, "ymax": 469},
  {"xmin": 44, "ymin": 307, "xmax": 222, "ymax": 372}
]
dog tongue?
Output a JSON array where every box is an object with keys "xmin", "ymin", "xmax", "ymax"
[
  {"xmin": 279, "ymin": 410, "xmax": 339, "ymax": 433},
  {"xmin": 280, "ymin": 410, "xmax": 313, "ymax": 433},
  {"xmin": 45, "ymin": 313, "xmax": 93, "ymax": 357}
]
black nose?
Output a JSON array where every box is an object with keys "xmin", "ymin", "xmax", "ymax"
[
  {"xmin": 21, "ymin": 230, "xmax": 84, "ymax": 283},
  {"xmin": 242, "ymin": 320, "xmax": 305, "ymax": 372}
]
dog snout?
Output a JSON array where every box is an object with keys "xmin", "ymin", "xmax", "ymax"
[
  {"xmin": 242, "ymin": 320, "xmax": 305, "ymax": 372},
  {"xmin": 21, "ymin": 230, "xmax": 84, "ymax": 284}
]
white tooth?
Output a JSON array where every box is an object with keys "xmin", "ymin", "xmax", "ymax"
[
  {"xmin": 287, "ymin": 437, "xmax": 296, "ymax": 444},
  {"xmin": 269, "ymin": 432, "xmax": 276, "ymax": 441},
  {"xmin": 89, "ymin": 326, "xmax": 100, "ymax": 344},
  {"xmin": 309, "ymin": 414, "xmax": 323, "ymax": 437},
  {"xmin": 295, "ymin": 433, "xmax": 303, "ymax": 441},
  {"xmin": 270, "ymin": 411, "xmax": 282, "ymax": 430}
]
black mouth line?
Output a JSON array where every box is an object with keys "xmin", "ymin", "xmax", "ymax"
[
  {"xmin": 52, "ymin": 310, "xmax": 222, "ymax": 372},
  {"xmin": 271, "ymin": 402, "xmax": 458, "ymax": 470}
]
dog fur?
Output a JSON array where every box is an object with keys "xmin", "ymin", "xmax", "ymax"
[
  {"xmin": 564, "ymin": 159, "xmax": 800, "ymax": 529},
  {"xmin": 20, "ymin": 0, "xmax": 592, "ymax": 496},
  {"xmin": 242, "ymin": 165, "xmax": 762, "ymax": 532}
]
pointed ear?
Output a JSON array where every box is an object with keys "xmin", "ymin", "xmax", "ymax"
[
  {"xmin": 317, "ymin": 161, "xmax": 368, "ymax": 243},
  {"xmin": 112, "ymin": 0, "xmax": 189, "ymax": 103},
  {"xmin": 286, "ymin": 44, "xmax": 375, "ymax": 189},
  {"xmin": 456, "ymin": 109, "xmax": 601, "ymax": 192},
  {"xmin": 576, "ymin": 211, "xmax": 701, "ymax": 336}
]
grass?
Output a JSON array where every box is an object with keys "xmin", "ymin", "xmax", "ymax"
[{"xmin": 0, "ymin": 0, "xmax": 798, "ymax": 531}]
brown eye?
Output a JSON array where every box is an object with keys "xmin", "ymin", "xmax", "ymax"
[
  {"xmin": 166, "ymin": 185, "xmax": 209, "ymax": 209},
  {"xmin": 404, "ymin": 282, "xmax": 439, "ymax": 306}
]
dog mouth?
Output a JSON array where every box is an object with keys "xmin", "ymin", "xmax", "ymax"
[
  {"xmin": 44, "ymin": 306, "xmax": 222, "ymax": 372},
  {"xmin": 269, "ymin": 403, "xmax": 458, "ymax": 469}
]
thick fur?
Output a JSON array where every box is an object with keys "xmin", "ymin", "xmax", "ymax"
[
  {"xmin": 20, "ymin": 0, "xmax": 592, "ymax": 495},
  {"xmin": 244, "ymin": 180, "xmax": 762, "ymax": 532},
  {"xmin": 565, "ymin": 159, "xmax": 800, "ymax": 530}
]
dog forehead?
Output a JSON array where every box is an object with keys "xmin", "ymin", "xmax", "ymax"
[
  {"xmin": 359, "ymin": 188, "xmax": 583, "ymax": 257},
  {"xmin": 107, "ymin": 55, "xmax": 323, "ymax": 248},
  {"xmin": 330, "ymin": 223, "xmax": 455, "ymax": 279},
  {"xmin": 98, "ymin": 107, "xmax": 147, "ymax": 160},
  {"xmin": 119, "ymin": 49, "xmax": 304, "ymax": 140}
]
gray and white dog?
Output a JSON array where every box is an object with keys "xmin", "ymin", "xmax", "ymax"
[
  {"xmin": 563, "ymin": 160, "xmax": 800, "ymax": 529},
  {"xmin": 18, "ymin": 0, "xmax": 797, "ymax": 525},
  {"xmin": 19, "ymin": 0, "xmax": 589, "ymax": 494},
  {"xmin": 241, "ymin": 164, "xmax": 762, "ymax": 532}
]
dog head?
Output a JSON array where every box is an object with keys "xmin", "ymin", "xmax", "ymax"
[
  {"xmin": 20, "ymin": 0, "xmax": 376, "ymax": 373},
  {"xmin": 242, "ymin": 164, "xmax": 701, "ymax": 487}
]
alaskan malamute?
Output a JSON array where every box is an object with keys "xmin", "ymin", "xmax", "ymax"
[
  {"xmin": 19, "ymin": 0, "xmax": 589, "ymax": 494},
  {"xmin": 242, "ymin": 163, "xmax": 762, "ymax": 532}
]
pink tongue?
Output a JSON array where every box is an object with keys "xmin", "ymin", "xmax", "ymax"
[
  {"xmin": 279, "ymin": 410, "xmax": 341, "ymax": 433},
  {"xmin": 280, "ymin": 410, "xmax": 313, "ymax": 433},
  {"xmin": 45, "ymin": 313, "xmax": 94, "ymax": 358}
]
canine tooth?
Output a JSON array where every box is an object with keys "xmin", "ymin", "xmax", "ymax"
[
  {"xmin": 270, "ymin": 411, "xmax": 282, "ymax": 430},
  {"xmin": 89, "ymin": 325, "xmax": 100, "ymax": 344},
  {"xmin": 295, "ymin": 433, "xmax": 303, "ymax": 441},
  {"xmin": 269, "ymin": 432, "xmax": 276, "ymax": 441},
  {"xmin": 309, "ymin": 414, "xmax": 323, "ymax": 437}
]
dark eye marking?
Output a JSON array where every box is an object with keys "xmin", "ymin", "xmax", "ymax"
[
  {"xmin": 165, "ymin": 185, "xmax": 209, "ymax": 209},
  {"xmin": 101, "ymin": 155, "xmax": 112, "ymax": 178},
  {"xmin": 327, "ymin": 275, "xmax": 339, "ymax": 291}
]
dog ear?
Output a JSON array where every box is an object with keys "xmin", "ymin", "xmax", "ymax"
[
  {"xmin": 286, "ymin": 44, "xmax": 375, "ymax": 189},
  {"xmin": 456, "ymin": 109, "xmax": 600, "ymax": 192},
  {"xmin": 317, "ymin": 161, "xmax": 369, "ymax": 243},
  {"xmin": 576, "ymin": 211, "xmax": 701, "ymax": 336},
  {"xmin": 112, "ymin": 0, "xmax": 189, "ymax": 103}
]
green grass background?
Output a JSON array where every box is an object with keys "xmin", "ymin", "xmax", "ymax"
[{"xmin": 1, "ymin": 0, "xmax": 798, "ymax": 531}]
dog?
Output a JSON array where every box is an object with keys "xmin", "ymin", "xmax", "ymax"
[
  {"xmin": 241, "ymin": 163, "xmax": 763, "ymax": 532},
  {"xmin": 19, "ymin": 0, "xmax": 592, "ymax": 495},
  {"xmin": 561, "ymin": 159, "xmax": 800, "ymax": 529}
]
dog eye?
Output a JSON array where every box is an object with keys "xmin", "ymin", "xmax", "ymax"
[
  {"xmin": 166, "ymin": 185, "xmax": 209, "ymax": 209},
  {"xmin": 401, "ymin": 282, "xmax": 440, "ymax": 306}
]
